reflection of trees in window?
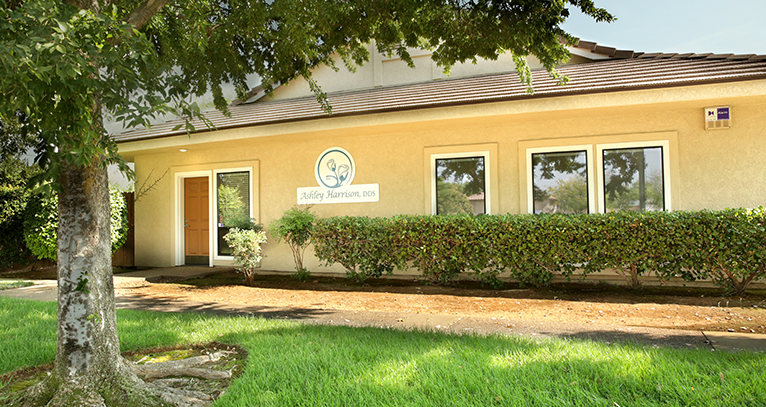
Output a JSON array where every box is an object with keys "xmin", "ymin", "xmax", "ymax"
[
  {"xmin": 217, "ymin": 172, "xmax": 250, "ymax": 256},
  {"xmin": 218, "ymin": 185, "xmax": 246, "ymax": 226},
  {"xmin": 436, "ymin": 179, "xmax": 473, "ymax": 215},
  {"xmin": 436, "ymin": 157, "xmax": 485, "ymax": 215},
  {"xmin": 603, "ymin": 147, "xmax": 664, "ymax": 212},
  {"xmin": 532, "ymin": 151, "xmax": 587, "ymax": 214},
  {"xmin": 548, "ymin": 176, "xmax": 588, "ymax": 214}
]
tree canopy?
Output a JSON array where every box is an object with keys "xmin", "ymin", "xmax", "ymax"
[
  {"xmin": 0, "ymin": 1, "xmax": 614, "ymax": 404},
  {"xmin": 1, "ymin": 0, "xmax": 613, "ymax": 186}
]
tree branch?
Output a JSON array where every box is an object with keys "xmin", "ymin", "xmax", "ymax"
[{"xmin": 125, "ymin": 0, "xmax": 172, "ymax": 29}]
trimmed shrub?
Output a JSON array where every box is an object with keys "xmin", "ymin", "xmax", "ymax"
[
  {"xmin": 590, "ymin": 211, "xmax": 676, "ymax": 287},
  {"xmin": 389, "ymin": 215, "xmax": 487, "ymax": 284},
  {"xmin": 312, "ymin": 209, "xmax": 766, "ymax": 294},
  {"xmin": 669, "ymin": 208, "xmax": 766, "ymax": 295},
  {"xmin": 313, "ymin": 216, "xmax": 402, "ymax": 282}
]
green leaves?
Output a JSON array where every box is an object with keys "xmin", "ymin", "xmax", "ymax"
[
  {"xmin": 22, "ymin": 184, "xmax": 130, "ymax": 261},
  {"xmin": 313, "ymin": 209, "xmax": 766, "ymax": 293},
  {"xmin": 269, "ymin": 206, "xmax": 316, "ymax": 274},
  {"xmin": 313, "ymin": 216, "xmax": 403, "ymax": 282},
  {"xmin": 223, "ymin": 228, "xmax": 267, "ymax": 285},
  {"xmin": 3, "ymin": 0, "xmax": 614, "ymax": 188},
  {"xmin": 0, "ymin": 0, "xmax": 208, "ymax": 187}
]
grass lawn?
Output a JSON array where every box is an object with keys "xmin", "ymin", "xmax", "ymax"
[
  {"xmin": 1, "ymin": 297, "xmax": 764, "ymax": 406},
  {"xmin": 0, "ymin": 280, "xmax": 33, "ymax": 291}
]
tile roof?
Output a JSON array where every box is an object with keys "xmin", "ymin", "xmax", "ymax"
[
  {"xmin": 114, "ymin": 50, "xmax": 766, "ymax": 143},
  {"xmin": 467, "ymin": 192, "xmax": 485, "ymax": 201}
]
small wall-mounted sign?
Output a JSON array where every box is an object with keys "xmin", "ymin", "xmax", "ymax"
[
  {"xmin": 705, "ymin": 106, "xmax": 730, "ymax": 121},
  {"xmin": 297, "ymin": 147, "xmax": 380, "ymax": 204},
  {"xmin": 704, "ymin": 106, "xmax": 731, "ymax": 130}
]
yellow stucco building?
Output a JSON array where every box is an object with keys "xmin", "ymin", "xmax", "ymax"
[{"xmin": 115, "ymin": 41, "xmax": 766, "ymax": 273}]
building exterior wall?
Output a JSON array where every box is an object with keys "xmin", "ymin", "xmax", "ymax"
[{"xmin": 120, "ymin": 79, "xmax": 766, "ymax": 272}]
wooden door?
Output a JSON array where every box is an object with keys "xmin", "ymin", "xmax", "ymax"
[{"xmin": 184, "ymin": 177, "xmax": 209, "ymax": 264}]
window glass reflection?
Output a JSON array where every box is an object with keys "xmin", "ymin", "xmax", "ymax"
[
  {"xmin": 532, "ymin": 151, "xmax": 588, "ymax": 214},
  {"xmin": 435, "ymin": 157, "xmax": 485, "ymax": 215},
  {"xmin": 603, "ymin": 147, "xmax": 664, "ymax": 212},
  {"xmin": 217, "ymin": 171, "xmax": 250, "ymax": 256}
]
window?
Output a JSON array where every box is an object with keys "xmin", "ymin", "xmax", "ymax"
[
  {"xmin": 597, "ymin": 141, "xmax": 670, "ymax": 213},
  {"xmin": 432, "ymin": 152, "xmax": 489, "ymax": 215},
  {"xmin": 531, "ymin": 150, "xmax": 589, "ymax": 214},
  {"xmin": 215, "ymin": 170, "xmax": 251, "ymax": 257},
  {"xmin": 527, "ymin": 145, "xmax": 595, "ymax": 214},
  {"xmin": 527, "ymin": 141, "xmax": 670, "ymax": 213},
  {"xmin": 601, "ymin": 146, "xmax": 665, "ymax": 212}
]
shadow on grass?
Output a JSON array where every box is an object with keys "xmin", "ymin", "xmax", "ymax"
[
  {"xmin": 115, "ymin": 292, "xmax": 336, "ymax": 320},
  {"xmin": 2, "ymin": 297, "xmax": 765, "ymax": 406}
]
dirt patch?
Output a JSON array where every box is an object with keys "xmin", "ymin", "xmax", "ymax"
[{"xmin": 114, "ymin": 270, "xmax": 766, "ymax": 334}]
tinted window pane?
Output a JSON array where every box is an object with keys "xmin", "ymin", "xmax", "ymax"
[
  {"xmin": 435, "ymin": 157, "xmax": 485, "ymax": 215},
  {"xmin": 532, "ymin": 151, "xmax": 588, "ymax": 214},
  {"xmin": 217, "ymin": 172, "xmax": 250, "ymax": 256},
  {"xmin": 603, "ymin": 147, "xmax": 664, "ymax": 212}
]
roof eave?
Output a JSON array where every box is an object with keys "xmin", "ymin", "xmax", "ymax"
[{"xmin": 115, "ymin": 73, "xmax": 766, "ymax": 144}]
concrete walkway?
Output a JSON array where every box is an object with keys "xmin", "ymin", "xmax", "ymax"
[{"xmin": 3, "ymin": 267, "xmax": 765, "ymax": 353}]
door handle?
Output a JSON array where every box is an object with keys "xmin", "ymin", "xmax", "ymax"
[{"xmin": 184, "ymin": 220, "xmax": 190, "ymax": 228}]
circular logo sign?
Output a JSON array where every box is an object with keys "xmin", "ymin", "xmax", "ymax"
[{"xmin": 315, "ymin": 147, "xmax": 355, "ymax": 189}]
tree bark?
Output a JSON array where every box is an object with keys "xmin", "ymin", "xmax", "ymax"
[
  {"xmin": 28, "ymin": 0, "xmax": 176, "ymax": 402},
  {"xmin": 125, "ymin": 0, "xmax": 172, "ymax": 29},
  {"xmin": 28, "ymin": 162, "xmax": 159, "ymax": 406}
]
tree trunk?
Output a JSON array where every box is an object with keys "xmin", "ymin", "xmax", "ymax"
[{"xmin": 28, "ymin": 162, "xmax": 159, "ymax": 406}]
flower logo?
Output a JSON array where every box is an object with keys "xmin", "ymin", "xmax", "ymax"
[{"xmin": 315, "ymin": 148, "xmax": 355, "ymax": 188}]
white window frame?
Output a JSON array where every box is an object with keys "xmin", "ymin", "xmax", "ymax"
[
  {"xmin": 526, "ymin": 145, "xmax": 596, "ymax": 214},
  {"xmin": 212, "ymin": 167, "xmax": 254, "ymax": 261},
  {"xmin": 430, "ymin": 151, "xmax": 491, "ymax": 215},
  {"xmin": 174, "ymin": 170, "xmax": 214, "ymax": 267},
  {"xmin": 596, "ymin": 140, "xmax": 671, "ymax": 213}
]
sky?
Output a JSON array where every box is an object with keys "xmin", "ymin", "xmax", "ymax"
[{"xmin": 561, "ymin": 0, "xmax": 766, "ymax": 55}]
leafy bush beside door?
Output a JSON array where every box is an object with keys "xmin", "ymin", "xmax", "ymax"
[{"xmin": 223, "ymin": 227, "xmax": 267, "ymax": 286}]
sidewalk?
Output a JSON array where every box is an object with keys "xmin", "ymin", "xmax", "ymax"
[{"xmin": 3, "ymin": 266, "xmax": 765, "ymax": 353}]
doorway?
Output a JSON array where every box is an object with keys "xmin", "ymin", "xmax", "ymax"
[{"xmin": 184, "ymin": 177, "xmax": 209, "ymax": 265}]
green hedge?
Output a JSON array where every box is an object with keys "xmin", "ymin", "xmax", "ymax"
[
  {"xmin": 313, "ymin": 209, "xmax": 766, "ymax": 295},
  {"xmin": 312, "ymin": 216, "xmax": 402, "ymax": 282}
]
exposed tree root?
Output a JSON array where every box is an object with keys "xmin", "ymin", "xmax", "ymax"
[
  {"xmin": 4, "ymin": 344, "xmax": 245, "ymax": 407},
  {"xmin": 139, "ymin": 366, "xmax": 231, "ymax": 381},
  {"xmin": 148, "ymin": 384, "xmax": 213, "ymax": 407},
  {"xmin": 132, "ymin": 350, "xmax": 238, "ymax": 406},
  {"xmin": 133, "ymin": 351, "xmax": 234, "ymax": 381}
]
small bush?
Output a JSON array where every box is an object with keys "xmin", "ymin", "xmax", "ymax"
[
  {"xmin": 0, "ymin": 158, "xmax": 40, "ymax": 268},
  {"xmin": 23, "ymin": 185, "xmax": 130, "ymax": 261},
  {"xmin": 670, "ymin": 208, "xmax": 766, "ymax": 295},
  {"xmin": 269, "ymin": 206, "xmax": 315, "ymax": 278},
  {"xmin": 223, "ymin": 228, "xmax": 267, "ymax": 286},
  {"xmin": 22, "ymin": 192, "xmax": 58, "ymax": 262}
]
